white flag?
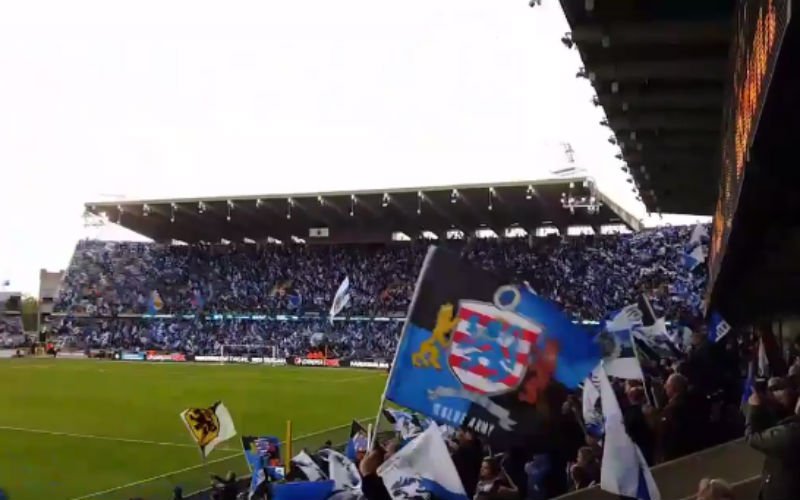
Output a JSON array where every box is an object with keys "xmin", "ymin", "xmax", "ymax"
[
  {"xmin": 582, "ymin": 366, "xmax": 603, "ymax": 436},
  {"xmin": 179, "ymin": 401, "xmax": 237, "ymax": 458},
  {"xmin": 330, "ymin": 276, "xmax": 351, "ymax": 323},
  {"xmin": 689, "ymin": 223, "xmax": 708, "ymax": 247},
  {"xmin": 319, "ymin": 449, "xmax": 363, "ymax": 498},
  {"xmin": 378, "ymin": 423, "xmax": 468, "ymax": 500},
  {"xmin": 291, "ymin": 450, "xmax": 327, "ymax": 481},
  {"xmin": 598, "ymin": 366, "xmax": 660, "ymax": 500}
]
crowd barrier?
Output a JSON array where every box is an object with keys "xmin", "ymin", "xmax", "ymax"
[{"xmin": 555, "ymin": 438, "xmax": 763, "ymax": 500}]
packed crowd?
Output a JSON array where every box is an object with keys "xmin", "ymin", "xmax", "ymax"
[
  {"xmin": 202, "ymin": 325, "xmax": 779, "ymax": 500},
  {"xmin": 54, "ymin": 317, "xmax": 400, "ymax": 359},
  {"xmin": 54, "ymin": 226, "xmax": 706, "ymax": 322}
]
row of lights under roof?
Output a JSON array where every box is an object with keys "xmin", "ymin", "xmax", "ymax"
[
  {"xmin": 137, "ymin": 185, "xmax": 544, "ymax": 222},
  {"xmin": 559, "ymin": 14, "xmax": 661, "ymax": 214}
]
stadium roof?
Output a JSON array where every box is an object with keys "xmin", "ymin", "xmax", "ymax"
[
  {"xmin": 85, "ymin": 178, "xmax": 641, "ymax": 243},
  {"xmin": 559, "ymin": 0, "xmax": 736, "ymax": 215}
]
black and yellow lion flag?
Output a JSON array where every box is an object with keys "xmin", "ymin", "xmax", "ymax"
[{"xmin": 179, "ymin": 401, "xmax": 237, "ymax": 458}]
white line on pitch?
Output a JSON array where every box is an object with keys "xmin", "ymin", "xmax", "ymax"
[
  {"xmin": 66, "ymin": 452, "xmax": 241, "ymax": 500},
  {"xmin": 0, "ymin": 425, "xmax": 235, "ymax": 450},
  {"xmin": 66, "ymin": 418, "xmax": 372, "ymax": 500}
]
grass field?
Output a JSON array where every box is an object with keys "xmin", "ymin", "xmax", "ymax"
[{"xmin": 0, "ymin": 359, "xmax": 387, "ymax": 500}]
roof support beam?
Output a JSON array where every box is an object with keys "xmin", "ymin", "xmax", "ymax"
[
  {"xmin": 608, "ymin": 112, "xmax": 720, "ymax": 132},
  {"xmin": 571, "ymin": 20, "xmax": 730, "ymax": 45},
  {"xmin": 598, "ymin": 89, "xmax": 722, "ymax": 110},
  {"xmin": 590, "ymin": 59, "xmax": 726, "ymax": 81}
]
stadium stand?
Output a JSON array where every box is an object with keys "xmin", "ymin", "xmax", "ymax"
[{"xmin": 51, "ymin": 226, "xmax": 708, "ymax": 359}]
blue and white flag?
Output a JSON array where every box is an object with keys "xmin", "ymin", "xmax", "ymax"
[
  {"xmin": 581, "ymin": 366, "xmax": 604, "ymax": 438},
  {"xmin": 383, "ymin": 408, "xmax": 424, "ymax": 440},
  {"xmin": 600, "ymin": 310, "xmax": 645, "ymax": 380},
  {"xmin": 345, "ymin": 420, "xmax": 368, "ymax": 461},
  {"xmin": 682, "ymin": 245, "xmax": 706, "ymax": 271},
  {"xmin": 708, "ymin": 312, "xmax": 731, "ymax": 343},
  {"xmin": 384, "ymin": 247, "xmax": 602, "ymax": 449},
  {"xmin": 378, "ymin": 422, "xmax": 468, "ymax": 500},
  {"xmin": 330, "ymin": 276, "xmax": 351, "ymax": 324},
  {"xmin": 598, "ymin": 365, "xmax": 660, "ymax": 500},
  {"xmin": 689, "ymin": 224, "xmax": 708, "ymax": 248},
  {"xmin": 291, "ymin": 450, "xmax": 327, "ymax": 482},
  {"xmin": 318, "ymin": 449, "xmax": 364, "ymax": 499}
]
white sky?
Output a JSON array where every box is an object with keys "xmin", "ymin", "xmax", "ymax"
[{"xmin": 0, "ymin": 0, "xmax": 709, "ymax": 296}]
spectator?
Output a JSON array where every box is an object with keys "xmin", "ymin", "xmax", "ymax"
[
  {"xmin": 745, "ymin": 388, "xmax": 800, "ymax": 500},
  {"xmin": 451, "ymin": 428, "xmax": 484, "ymax": 499},
  {"xmin": 653, "ymin": 373, "xmax": 697, "ymax": 462},
  {"xmin": 622, "ymin": 383, "xmax": 655, "ymax": 465},
  {"xmin": 210, "ymin": 471, "xmax": 238, "ymax": 500},
  {"xmin": 474, "ymin": 457, "xmax": 517, "ymax": 500},
  {"xmin": 522, "ymin": 454, "xmax": 551, "ymax": 500},
  {"xmin": 697, "ymin": 477, "xmax": 734, "ymax": 500}
]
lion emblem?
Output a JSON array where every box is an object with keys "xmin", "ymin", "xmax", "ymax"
[
  {"xmin": 412, "ymin": 303, "xmax": 459, "ymax": 370},
  {"xmin": 185, "ymin": 407, "xmax": 220, "ymax": 447}
]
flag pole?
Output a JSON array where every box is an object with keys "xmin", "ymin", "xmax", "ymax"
[
  {"xmin": 366, "ymin": 423, "xmax": 374, "ymax": 452},
  {"xmin": 369, "ymin": 246, "xmax": 436, "ymax": 448},
  {"xmin": 285, "ymin": 420, "xmax": 293, "ymax": 475},
  {"xmin": 630, "ymin": 334, "xmax": 655, "ymax": 408}
]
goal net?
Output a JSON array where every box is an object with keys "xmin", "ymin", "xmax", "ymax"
[{"xmin": 219, "ymin": 344, "xmax": 280, "ymax": 364}]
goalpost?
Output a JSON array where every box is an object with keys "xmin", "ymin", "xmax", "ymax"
[{"xmin": 218, "ymin": 344, "xmax": 279, "ymax": 364}]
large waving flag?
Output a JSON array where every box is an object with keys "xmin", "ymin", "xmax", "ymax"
[
  {"xmin": 179, "ymin": 401, "xmax": 237, "ymax": 458},
  {"xmin": 384, "ymin": 246, "xmax": 602, "ymax": 449},
  {"xmin": 330, "ymin": 276, "xmax": 351, "ymax": 323},
  {"xmin": 378, "ymin": 422, "xmax": 468, "ymax": 500},
  {"xmin": 598, "ymin": 366, "xmax": 660, "ymax": 500}
]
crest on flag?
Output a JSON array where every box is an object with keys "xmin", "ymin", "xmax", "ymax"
[
  {"xmin": 447, "ymin": 292, "xmax": 539, "ymax": 396},
  {"xmin": 184, "ymin": 407, "xmax": 220, "ymax": 448},
  {"xmin": 180, "ymin": 401, "xmax": 237, "ymax": 458}
]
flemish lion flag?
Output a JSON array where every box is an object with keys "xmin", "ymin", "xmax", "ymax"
[{"xmin": 180, "ymin": 401, "xmax": 237, "ymax": 458}]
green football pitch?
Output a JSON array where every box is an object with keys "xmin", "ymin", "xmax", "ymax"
[{"xmin": 0, "ymin": 359, "xmax": 387, "ymax": 500}]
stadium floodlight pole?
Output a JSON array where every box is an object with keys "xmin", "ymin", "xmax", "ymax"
[{"xmin": 369, "ymin": 245, "xmax": 436, "ymax": 449}]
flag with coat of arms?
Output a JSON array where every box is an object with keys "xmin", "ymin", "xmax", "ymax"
[
  {"xmin": 383, "ymin": 246, "xmax": 602, "ymax": 449},
  {"xmin": 179, "ymin": 401, "xmax": 237, "ymax": 458}
]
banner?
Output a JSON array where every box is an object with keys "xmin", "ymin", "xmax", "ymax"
[
  {"xmin": 146, "ymin": 353, "xmax": 187, "ymax": 362},
  {"xmin": 57, "ymin": 351, "xmax": 87, "ymax": 359},
  {"xmin": 121, "ymin": 352, "xmax": 146, "ymax": 361},
  {"xmin": 384, "ymin": 246, "xmax": 601, "ymax": 448},
  {"xmin": 350, "ymin": 360, "xmax": 390, "ymax": 369}
]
